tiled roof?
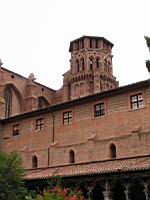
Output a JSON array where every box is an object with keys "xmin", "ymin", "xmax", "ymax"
[{"xmin": 25, "ymin": 155, "xmax": 150, "ymax": 180}]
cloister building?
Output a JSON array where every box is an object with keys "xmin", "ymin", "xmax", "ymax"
[{"xmin": 0, "ymin": 36, "xmax": 150, "ymax": 200}]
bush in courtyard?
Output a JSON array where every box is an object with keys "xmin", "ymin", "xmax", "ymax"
[
  {"xmin": 26, "ymin": 176, "xmax": 85, "ymax": 200},
  {"xmin": 0, "ymin": 151, "xmax": 27, "ymax": 200}
]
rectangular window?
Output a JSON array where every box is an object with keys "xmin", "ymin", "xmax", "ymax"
[
  {"xmin": 63, "ymin": 111, "xmax": 72, "ymax": 125},
  {"xmin": 94, "ymin": 103, "xmax": 105, "ymax": 117},
  {"xmin": 36, "ymin": 118, "xmax": 44, "ymax": 131},
  {"xmin": 13, "ymin": 124, "xmax": 20, "ymax": 135},
  {"xmin": 130, "ymin": 93, "xmax": 143, "ymax": 110}
]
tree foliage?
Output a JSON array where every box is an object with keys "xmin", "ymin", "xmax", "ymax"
[
  {"xmin": 144, "ymin": 36, "xmax": 150, "ymax": 48},
  {"xmin": 0, "ymin": 151, "xmax": 27, "ymax": 200}
]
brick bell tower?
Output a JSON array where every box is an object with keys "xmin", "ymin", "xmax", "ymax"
[{"xmin": 63, "ymin": 36, "xmax": 119, "ymax": 101}]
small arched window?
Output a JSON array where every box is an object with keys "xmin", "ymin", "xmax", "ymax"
[
  {"xmin": 96, "ymin": 58, "xmax": 99, "ymax": 69},
  {"xmin": 89, "ymin": 58, "xmax": 93, "ymax": 70},
  {"xmin": 74, "ymin": 84, "xmax": 79, "ymax": 96},
  {"xmin": 90, "ymin": 39, "xmax": 93, "ymax": 48},
  {"xmin": 76, "ymin": 43, "xmax": 79, "ymax": 51},
  {"xmin": 69, "ymin": 150, "xmax": 75, "ymax": 164},
  {"xmin": 100, "ymin": 83, "xmax": 103, "ymax": 91},
  {"xmin": 110, "ymin": 144, "xmax": 116, "ymax": 159},
  {"xmin": 4, "ymin": 87, "xmax": 12, "ymax": 118},
  {"xmin": 96, "ymin": 39, "xmax": 99, "ymax": 48},
  {"xmin": 81, "ymin": 40, "xmax": 84, "ymax": 49},
  {"xmin": 81, "ymin": 58, "xmax": 84, "ymax": 71},
  {"xmin": 76, "ymin": 60, "xmax": 80, "ymax": 73},
  {"xmin": 80, "ymin": 83, "xmax": 84, "ymax": 95},
  {"xmin": 32, "ymin": 155, "xmax": 38, "ymax": 168}
]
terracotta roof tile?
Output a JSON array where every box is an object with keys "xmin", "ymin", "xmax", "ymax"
[{"xmin": 25, "ymin": 155, "xmax": 150, "ymax": 180}]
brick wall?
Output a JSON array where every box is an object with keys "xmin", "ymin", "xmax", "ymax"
[
  {"xmin": 1, "ymin": 86, "xmax": 150, "ymax": 169},
  {"xmin": 0, "ymin": 68, "xmax": 63, "ymax": 118}
]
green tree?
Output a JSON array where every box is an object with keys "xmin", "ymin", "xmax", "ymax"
[
  {"xmin": 144, "ymin": 36, "xmax": 150, "ymax": 73},
  {"xmin": 0, "ymin": 151, "xmax": 27, "ymax": 200}
]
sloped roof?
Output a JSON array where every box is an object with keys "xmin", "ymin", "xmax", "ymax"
[
  {"xmin": 1, "ymin": 67, "xmax": 55, "ymax": 91},
  {"xmin": 25, "ymin": 155, "xmax": 150, "ymax": 180},
  {"xmin": 1, "ymin": 79, "xmax": 149, "ymax": 124}
]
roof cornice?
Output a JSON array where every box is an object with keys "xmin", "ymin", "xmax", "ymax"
[{"xmin": 1, "ymin": 79, "xmax": 149, "ymax": 124}]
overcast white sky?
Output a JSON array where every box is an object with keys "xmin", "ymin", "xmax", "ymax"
[{"xmin": 0, "ymin": 0, "xmax": 150, "ymax": 89}]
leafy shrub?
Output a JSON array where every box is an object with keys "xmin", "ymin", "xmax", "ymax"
[{"xmin": 26, "ymin": 176, "xmax": 86, "ymax": 200}]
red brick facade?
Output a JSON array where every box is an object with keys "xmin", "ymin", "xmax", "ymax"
[{"xmin": 0, "ymin": 36, "xmax": 149, "ymax": 172}]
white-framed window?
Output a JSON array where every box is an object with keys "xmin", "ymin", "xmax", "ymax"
[
  {"xmin": 130, "ymin": 93, "xmax": 143, "ymax": 110},
  {"xmin": 94, "ymin": 103, "xmax": 105, "ymax": 117},
  {"xmin": 63, "ymin": 111, "xmax": 72, "ymax": 125}
]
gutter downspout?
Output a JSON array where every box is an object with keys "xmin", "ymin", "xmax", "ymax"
[
  {"xmin": 48, "ymin": 113, "xmax": 55, "ymax": 166},
  {"xmin": 51, "ymin": 113, "xmax": 55, "ymax": 143}
]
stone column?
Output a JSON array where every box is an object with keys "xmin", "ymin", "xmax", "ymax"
[
  {"xmin": 103, "ymin": 181, "xmax": 112, "ymax": 200},
  {"xmin": 144, "ymin": 189, "xmax": 149, "ymax": 200},
  {"xmin": 87, "ymin": 186, "xmax": 93, "ymax": 200},
  {"xmin": 123, "ymin": 182, "xmax": 131, "ymax": 200},
  {"xmin": 143, "ymin": 181, "xmax": 149, "ymax": 200},
  {"xmin": 124, "ymin": 189, "xmax": 130, "ymax": 200}
]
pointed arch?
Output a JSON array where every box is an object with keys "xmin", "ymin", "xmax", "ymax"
[
  {"xmin": 38, "ymin": 96, "xmax": 49, "ymax": 109},
  {"xmin": 104, "ymin": 59, "xmax": 107, "ymax": 66},
  {"xmin": 69, "ymin": 149, "xmax": 75, "ymax": 164},
  {"xmin": 129, "ymin": 177, "xmax": 145, "ymax": 200},
  {"xmin": 89, "ymin": 57, "xmax": 93, "ymax": 70},
  {"xmin": 32, "ymin": 155, "xmax": 38, "ymax": 168},
  {"xmin": 4, "ymin": 87, "xmax": 12, "ymax": 118},
  {"xmin": 110, "ymin": 143, "xmax": 116, "ymax": 159},
  {"xmin": 4, "ymin": 83, "xmax": 23, "ymax": 117}
]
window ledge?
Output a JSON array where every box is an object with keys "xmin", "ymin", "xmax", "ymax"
[
  {"xmin": 35, "ymin": 129, "xmax": 44, "ymax": 133},
  {"xmin": 129, "ymin": 106, "xmax": 144, "ymax": 112}
]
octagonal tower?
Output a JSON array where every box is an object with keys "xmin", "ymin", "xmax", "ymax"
[{"xmin": 63, "ymin": 36, "xmax": 119, "ymax": 101}]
